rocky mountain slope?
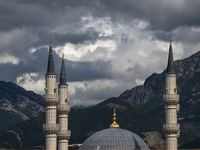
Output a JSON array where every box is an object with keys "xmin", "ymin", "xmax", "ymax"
[
  {"xmin": 0, "ymin": 81, "xmax": 45, "ymax": 129},
  {"xmin": 0, "ymin": 98, "xmax": 164, "ymax": 149},
  {"xmin": 180, "ymin": 136, "xmax": 200, "ymax": 149},
  {"xmin": 119, "ymin": 51, "xmax": 200, "ymax": 147}
]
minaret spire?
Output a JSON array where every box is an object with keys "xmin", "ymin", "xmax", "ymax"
[
  {"xmin": 166, "ymin": 38, "xmax": 175, "ymax": 73},
  {"xmin": 59, "ymin": 53, "xmax": 67, "ymax": 85},
  {"xmin": 47, "ymin": 36, "xmax": 55, "ymax": 74}
]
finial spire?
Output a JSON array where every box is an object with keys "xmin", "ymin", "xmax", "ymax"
[
  {"xmin": 50, "ymin": 36, "xmax": 52, "ymax": 46},
  {"xmin": 170, "ymin": 38, "xmax": 172, "ymax": 45},
  {"xmin": 62, "ymin": 53, "xmax": 64, "ymax": 59},
  {"xmin": 166, "ymin": 38, "xmax": 175, "ymax": 73},
  {"xmin": 109, "ymin": 107, "xmax": 120, "ymax": 128}
]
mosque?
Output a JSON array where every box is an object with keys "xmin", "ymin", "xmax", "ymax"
[{"xmin": 42, "ymin": 38, "xmax": 180, "ymax": 150}]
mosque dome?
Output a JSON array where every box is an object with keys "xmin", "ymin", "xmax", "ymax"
[
  {"xmin": 79, "ymin": 108, "xmax": 150, "ymax": 150},
  {"xmin": 79, "ymin": 128, "xmax": 149, "ymax": 150}
]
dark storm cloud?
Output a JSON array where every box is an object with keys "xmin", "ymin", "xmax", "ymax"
[
  {"xmin": 96, "ymin": 0, "xmax": 200, "ymax": 43},
  {"xmin": 0, "ymin": 1, "xmax": 64, "ymax": 32},
  {"xmin": 152, "ymin": 31, "xmax": 173, "ymax": 42},
  {"xmin": 0, "ymin": 27, "xmax": 99, "ymax": 62},
  {"xmin": 0, "ymin": 47, "xmax": 48, "ymax": 82},
  {"xmin": 2, "ymin": 0, "xmax": 200, "ymax": 46},
  {"xmin": 64, "ymin": 60, "xmax": 112, "ymax": 82},
  {"xmin": 174, "ymin": 27, "xmax": 200, "ymax": 44},
  {"xmin": 1, "ymin": 0, "xmax": 200, "ymax": 107},
  {"xmin": 99, "ymin": 0, "xmax": 200, "ymax": 31},
  {"xmin": 0, "ymin": 0, "xmax": 98, "ymax": 32},
  {"xmin": 9, "ymin": 0, "xmax": 104, "ymax": 12},
  {"xmin": 32, "ymin": 27, "xmax": 99, "ymax": 48},
  {"xmin": 54, "ymin": 27, "xmax": 99, "ymax": 45},
  {"xmin": 153, "ymin": 26, "xmax": 200, "ymax": 44},
  {"xmin": 4, "ymin": 0, "xmax": 200, "ymax": 32},
  {"xmin": 0, "ymin": 47, "xmax": 112, "ymax": 83}
]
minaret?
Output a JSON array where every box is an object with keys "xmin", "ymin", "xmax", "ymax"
[
  {"xmin": 43, "ymin": 37, "xmax": 59, "ymax": 150},
  {"xmin": 58, "ymin": 53, "xmax": 71, "ymax": 150},
  {"xmin": 163, "ymin": 38, "xmax": 180, "ymax": 150}
]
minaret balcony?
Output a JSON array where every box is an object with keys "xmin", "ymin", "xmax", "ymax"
[
  {"xmin": 58, "ymin": 130, "xmax": 71, "ymax": 140},
  {"xmin": 43, "ymin": 94, "xmax": 59, "ymax": 106},
  {"xmin": 43, "ymin": 123, "xmax": 60, "ymax": 134},
  {"xmin": 163, "ymin": 123, "xmax": 180, "ymax": 134},
  {"xmin": 58, "ymin": 104, "xmax": 70, "ymax": 115},
  {"xmin": 163, "ymin": 94, "xmax": 179, "ymax": 105}
]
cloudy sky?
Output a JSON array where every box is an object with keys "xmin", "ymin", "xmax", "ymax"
[{"xmin": 1, "ymin": 0, "xmax": 200, "ymax": 107}]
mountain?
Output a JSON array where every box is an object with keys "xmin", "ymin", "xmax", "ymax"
[
  {"xmin": 119, "ymin": 51, "xmax": 200, "ymax": 146},
  {"xmin": 68, "ymin": 98, "xmax": 164, "ymax": 146},
  {"xmin": 0, "ymin": 98, "xmax": 165, "ymax": 149},
  {"xmin": 0, "ymin": 112, "xmax": 45, "ymax": 149},
  {"xmin": 0, "ymin": 81, "xmax": 45, "ymax": 129},
  {"xmin": 180, "ymin": 137, "xmax": 200, "ymax": 149}
]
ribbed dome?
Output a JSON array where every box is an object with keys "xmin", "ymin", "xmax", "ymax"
[{"xmin": 79, "ymin": 128, "xmax": 149, "ymax": 150}]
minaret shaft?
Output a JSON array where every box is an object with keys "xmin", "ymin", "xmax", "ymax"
[
  {"xmin": 58, "ymin": 85, "xmax": 71, "ymax": 150},
  {"xmin": 43, "ymin": 75, "xmax": 59, "ymax": 150},
  {"xmin": 163, "ymin": 39, "xmax": 180, "ymax": 150},
  {"xmin": 58, "ymin": 86, "xmax": 69, "ymax": 131},
  {"xmin": 166, "ymin": 75, "xmax": 177, "ymax": 94},
  {"xmin": 166, "ymin": 136, "xmax": 178, "ymax": 149},
  {"xmin": 46, "ymin": 76, "xmax": 57, "ymax": 94}
]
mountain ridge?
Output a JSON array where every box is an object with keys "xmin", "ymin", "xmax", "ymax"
[
  {"xmin": 0, "ymin": 97, "xmax": 165, "ymax": 149},
  {"xmin": 119, "ymin": 50, "xmax": 200, "ymax": 147},
  {"xmin": 0, "ymin": 81, "xmax": 45, "ymax": 129},
  {"xmin": 120, "ymin": 51, "xmax": 200, "ymax": 107}
]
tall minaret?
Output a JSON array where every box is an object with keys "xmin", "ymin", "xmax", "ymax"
[
  {"xmin": 58, "ymin": 53, "xmax": 71, "ymax": 150},
  {"xmin": 43, "ymin": 37, "xmax": 59, "ymax": 150},
  {"xmin": 163, "ymin": 38, "xmax": 180, "ymax": 150}
]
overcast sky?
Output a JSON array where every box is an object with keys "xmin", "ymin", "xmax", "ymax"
[{"xmin": 1, "ymin": 0, "xmax": 200, "ymax": 107}]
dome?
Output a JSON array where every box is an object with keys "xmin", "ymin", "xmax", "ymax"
[
  {"xmin": 79, "ymin": 128, "xmax": 150, "ymax": 150},
  {"xmin": 80, "ymin": 108, "xmax": 150, "ymax": 150}
]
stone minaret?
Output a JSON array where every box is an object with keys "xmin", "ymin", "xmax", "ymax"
[
  {"xmin": 43, "ymin": 37, "xmax": 59, "ymax": 150},
  {"xmin": 163, "ymin": 39, "xmax": 180, "ymax": 150},
  {"xmin": 58, "ymin": 53, "xmax": 71, "ymax": 150}
]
